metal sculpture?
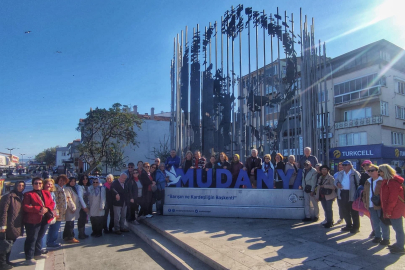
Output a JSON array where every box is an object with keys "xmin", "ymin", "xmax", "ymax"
[{"xmin": 170, "ymin": 5, "xmax": 330, "ymax": 163}]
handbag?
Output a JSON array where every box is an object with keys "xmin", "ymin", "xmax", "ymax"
[
  {"xmin": 352, "ymin": 191, "xmax": 370, "ymax": 218},
  {"xmin": 151, "ymin": 184, "xmax": 157, "ymax": 192},
  {"xmin": 36, "ymin": 193, "xmax": 55, "ymax": 223},
  {"xmin": 0, "ymin": 233, "xmax": 13, "ymax": 254},
  {"xmin": 320, "ymin": 187, "xmax": 332, "ymax": 195},
  {"xmin": 370, "ymin": 178, "xmax": 381, "ymax": 206},
  {"xmin": 380, "ymin": 209, "xmax": 392, "ymax": 226},
  {"xmin": 304, "ymin": 185, "xmax": 312, "ymax": 193}
]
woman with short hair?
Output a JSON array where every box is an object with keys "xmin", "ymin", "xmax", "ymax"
[
  {"xmin": 379, "ymin": 164, "xmax": 405, "ymax": 254},
  {"xmin": 103, "ymin": 174, "xmax": 115, "ymax": 233},
  {"xmin": 274, "ymin": 153, "xmax": 285, "ymax": 189},
  {"xmin": 22, "ymin": 177, "xmax": 55, "ymax": 265},
  {"xmin": 315, "ymin": 165, "xmax": 337, "ymax": 228},
  {"xmin": 285, "ymin": 155, "xmax": 299, "ymax": 189},
  {"xmin": 180, "ymin": 151, "xmax": 193, "ymax": 173},
  {"xmin": 229, "ymin": 154, "xmax": 243, "ymax": 188}
]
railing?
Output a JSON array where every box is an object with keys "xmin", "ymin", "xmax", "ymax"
[{"xmin": 334, "ymin": 115, "xmax": 383, "ymax": 130}]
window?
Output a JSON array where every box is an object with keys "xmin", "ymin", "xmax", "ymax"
[
  {"xmin": 318, "ymin": 88, "xmax": 326, "ymax": 102},
  {"xmin": 397, "ymin": 81, "xmax": 405, "ymax": 95},
  {"xmin": 396, "ymin": 105, "xmax": 405, "ymax": 120},
  {"xmin": 339, "ymin": 132, "xmax": 367, "ymax": 146},
  {"xmin": 381, "ymin": 101, "xmax": 389, "ymax": 116},
  {"xmin": 392, "ymin": 132, "xmax": 404, "ymax": 146},
  {"xmin": 344, "ymin": 107, "xmax": 371, "ymax": 121},
  {"xmin": 334, "ymin": 73, "xmax": 381, "ymax": 104},
  {"xmin": 317, "ymin": 113, "xmax": 330, "ymax": 128}
]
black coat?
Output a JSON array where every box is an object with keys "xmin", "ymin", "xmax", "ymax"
[
  {"xmin": 110, "ymin": 180, "xmax": 126, "ymax": 207},
  {"xmin": 139, "ymin": 171, "xmax": 153, "ymax": 198},
  {"xmin": 0, "ymin": 191, "xmax": 23, "ymax": 240},
  {"xmin": 124, "ymin": 179, "xmax": 140, "ymax": 204},
  {"xmin": 244, "ymin": 156, "xmax": 262, "ymax": 177},
  {"xmin": 274, "ymin": 161, "xmax": 286, "ymax": 180}
]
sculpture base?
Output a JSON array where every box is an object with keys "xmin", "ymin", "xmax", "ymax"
[{"xmin": 163, "ymin": 187, "xmax": 306, "ymax": 219}]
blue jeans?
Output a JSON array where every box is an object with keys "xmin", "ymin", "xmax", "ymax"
[
  {"xmin": 369, "ymin": 207, "xmax": 389, "ymax": 240},
  {"xmin": 24, "ymin": 219, "xmax": 49, "ymax": 260},
  {"xmin": 47, "ymin": 221, "xmax": 62, "ymax": 246},
  {"xmin": 321, "ymin": 199, "xmax": 334, "ymax": 224},
  {"xmin": 390, "ymin": 217, "xmax": 405, "ymax": 249}
]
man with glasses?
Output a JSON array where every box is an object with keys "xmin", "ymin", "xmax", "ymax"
[
  {"xmin": 335, "ymin": 160, "xmax": 361, "ymax": 234},
  {"xmin": 300, "ymin": 160, "xmax": 319, "ymax": 222}
]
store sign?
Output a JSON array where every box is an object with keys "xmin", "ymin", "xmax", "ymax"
[
  {"xmin": 330, "ymin": 145, "xmax": 382, "ymax": 159},
  {"xmin": 0, "ymin": 156, "xmax": 6, "ymax": 166},
  {"xmin": 11, "ymin": 155, "xmax": 19, "ymax": 163},
  {"xmin": 395, "ymin": 149, "xmax": 405, "ymax": 157}
]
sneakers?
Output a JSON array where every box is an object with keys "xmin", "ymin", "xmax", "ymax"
[
  {"xmin": 380, "ymin": 239, "xmax": 390, "ymax": 246},
  {"xmin": 302, "ymin": 217, "xmax": 312, "ymax": 222},
  {"xmin": 335, "ymin": 219, "xmax": 343, "ymax": 225},
  {"xmin": 372, "ymin": 237, "xmax": 382, "ymax": 244},
  {"xmin": 24, "ymin": 259, "xmax": 36, "ymax": 265},
  {"xmin": 321, "ymin": 219, "xmax": 327, "ymax": 225},
  {"xmin": 145, "ymin": 214, "xmax": 153, "ymax": 218}
]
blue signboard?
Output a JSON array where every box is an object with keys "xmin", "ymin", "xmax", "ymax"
[{"xmin": 329, "ymin": 144, "xmax": 383, "ymax": 160}]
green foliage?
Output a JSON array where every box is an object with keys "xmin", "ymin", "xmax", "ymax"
[
  {"xmin": 76, "ymin": 103, "xmax": 143, "ymax": 174},
  {"xmin": 102, "ymin": 143, "xmax": 128, "ymax": 171},
  {"xmin": 148, "ymin": 134, "xmax": 170, "ymax": 164},
  {"xmin": 35, "ymin": 147, "xmax": 58, "ymax": 166}
]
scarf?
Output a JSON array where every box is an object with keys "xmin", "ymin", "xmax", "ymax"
[
  {"xmin": 12, "ymin": 180, "xmax": 25, "ymax": 200},
  {"xmin": 104, "ymin": 182, "xmax": 111, "ymax": 189},
  {"xmin": 67, "ymin": 184, "xmax": 78, "ymax": 195},
  {"xmin": 94, "ymin": 186, "xmax": 100, "ymax": 196}
]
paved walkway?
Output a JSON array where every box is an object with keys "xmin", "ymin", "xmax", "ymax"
[{"xmin": 143, "ymin": 203, "xmax": 405, "ymax": 270}]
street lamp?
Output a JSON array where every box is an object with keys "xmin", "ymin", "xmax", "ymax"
[{"xmin": 20, "ymin": 153, "xmax": 25, "ymax": 168}]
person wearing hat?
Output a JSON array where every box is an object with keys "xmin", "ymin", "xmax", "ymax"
[
  {"xmin": 335, "ymin": 160, "xmax": 361, "ymax": 233},
  {"xmin": 315, "ymin": 165, "xmax": 337, "ymax": 228},
  {"xmin": 300, "ymin": 160, "xmax": 319, "ymax": 222}
]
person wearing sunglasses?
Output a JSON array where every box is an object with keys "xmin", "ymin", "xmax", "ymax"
[
  {"xmin": 379, "ymin": 164, "xmax": 405, "ymax": 254},
  {"xmin": 334, "ymin": 160, "xmax": 361, "ymax": 234},
  {"xmin": 22, "ymin": 177, "xmax": 55, "ymax": 265},
  {"xmin": 124, "ymin": 162, "xmax": 136, "ymax": 181},
  {"xmin": 88, "ymin": 179, "xmax": 106, "ymax": 237},
  {"xmin": 361, "ymin": 164, "xmax": 389, "ymax": 245}
]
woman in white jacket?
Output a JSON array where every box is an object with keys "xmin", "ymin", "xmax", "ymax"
[{"xmin": 88, "ymin": 179, "xmax": 106, "ymax": 237}]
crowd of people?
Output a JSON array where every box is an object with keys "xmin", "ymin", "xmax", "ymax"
[{"xmin": 0, "ymin": 147, "xmax": 404, "ymax": 269}]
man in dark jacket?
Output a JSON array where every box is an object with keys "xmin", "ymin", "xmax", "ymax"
[
  {"xmin": 359, "ymin": 160, "xmax": 372, "ymax": 186},
  {"xmin": 110, "ymin": 173, "xmax": 129, "ymax": 234},
  {"xmin": 165, "ymin": 150, "xmax": 180, "ymax": 171},
  {"xmin": 125, "ymin": 170, "xmax": 140, "ymax": 225},
  {"xmin": 299, "ymin": 147, "xmax": 319, "ymax": 169},
  {"xmin": 243, "ymin": 149, "xmax": 262, "ymax": 188}
]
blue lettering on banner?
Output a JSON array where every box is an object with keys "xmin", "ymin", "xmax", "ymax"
[{"xmin": 167, "ymin": 168, "xmax": 303, "ymax": 189}]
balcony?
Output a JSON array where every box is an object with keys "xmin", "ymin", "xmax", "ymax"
[{"xmin": 335, "ymin": 115, "xmax": 383, "ymax": 130}]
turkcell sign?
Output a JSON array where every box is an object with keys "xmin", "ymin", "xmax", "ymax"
[
  {"xmin": 167, "ymin": 168, "xmax": 303, "ymax": 189},
  {"xmin": 341, "ymin": 150, "xmax": 374, "ymax": 157}
]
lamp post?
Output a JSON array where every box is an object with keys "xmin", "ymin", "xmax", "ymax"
[
  {"xmin": 5, "ymin": 147, "xmax": 19, "ymax": 172},
  {"xmin": 20, "ymin": 153, "xmax": 25, "ymax": 171}
]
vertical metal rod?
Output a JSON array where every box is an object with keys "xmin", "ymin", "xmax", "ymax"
[
  {"xmin": 247, "ymin": 12, "xmax": 252, "ymax": 151},
  {"xmin": 262, "ymin": 10, "xmax": 266, "ymax": 154},
  {"xmin": 176, "ymin": 34, "xmax": 180, "ymax": 153},
  {"xmin": 255, "ymin": 12, "xmax": 259, "ymax": 151},
  {"xmin": 270, "ymin": 13, "xmax": 274, "ymax": 153},
  {"xmin": 239, "ymin": 30, "xmax": 244, "ymax": 162},
  {"xmin": 170, "ymin": 38, "xmax": 176, "ymax": 150},
  {"xmin": 291, "ymin": 13, "xmax": 298, "ymax": 157},
  {"xmin": 215, "ymin": 21, "xmax": 218, "ymax": 72},
  {"xmin": 323, "ymin": 42, "xmax": 329, "ymax": 166},
  {"xmin": 276, "ymin": 7, "xmax": 281, "ymax": 153},
  {"xmin": 185, "ymin": 26, "xmax": 189, "ymax": 149},
  {"xmin": 285, "ymin": 10, "xmax": 290, "ymax": 157},
  {"xmin": 231, "ymin": 17, "xmax": 235, "ymax": 157}
]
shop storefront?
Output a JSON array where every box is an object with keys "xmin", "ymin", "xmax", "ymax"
[{"xmin": 329, "ymin": 144, "xmax": 405, "ymax": 174}]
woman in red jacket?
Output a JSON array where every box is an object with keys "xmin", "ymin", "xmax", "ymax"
[
  {"xmin": 22, "ymin": 177, "xmax": 55, "ymax": 265},
  {"xmin": 379, "ymin": 164, "xmax": 405, "ymax": 254}
]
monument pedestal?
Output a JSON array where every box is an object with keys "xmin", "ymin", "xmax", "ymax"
[{"xmin": 163, "ymin": 187, "xmax": 306, "ymax": 219}]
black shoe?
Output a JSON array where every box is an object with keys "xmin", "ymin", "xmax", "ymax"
[
  {"xmin": 91, "ymin": 232, "xmax": 96, "ymax": 236},
  {"xmin": 341, "ymin": 226, "xmax": 352, "ymax": 232},
  {"xmin": 372, "ymin": 237, "xmax": 382, "ymax": 244},
  {"xmin": 312, "ymin": 217, "xmax": 319, "ymax": 222},
  {"xmin": 103, "ymin": 229, "xmax": 110, "ymax": 234},
  {"xmin": 41, "ymin": 250, "xmax": 48, "ymax": 255},
  {"xmin": 6, "ymin": 262, "xmax": 17, "ymax": 267},
  {"xmin": 350, "ymin": 228, "xmax": 360, "ymax": 234},
  {"xmin": 302, "ymin": 218, "xmax": 312, "ymax": 222},
  {"xmin": 0, "ymin": 264, "xmax": 13, "ymax": 269},
  {"xmin": 380, "ymin": 239, "xmax": 390, "ymax": 246},
  {"xmin": 369, "ymin": 231, "xmax": 375, "ymax": 238},
  {"xmin": 323, "ymin": 222, "xmax": 333, "ymax": 228},
  {"xmin": 390, "ymin": 246, "xmax": 405, "ymax": 254},
  {"xmin": 120, "ymin": 229, "xmax": 130, "ymax": 233},
  {"xmin": 95, "ymin": 234, "xmax": 102, "ymax": 238},
  {"xmin": 114, "ymin": 230, "xmax": 122, "ymax": 235}
]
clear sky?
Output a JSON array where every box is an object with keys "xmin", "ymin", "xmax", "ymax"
[{"xmin": 1, "ymin": 0, "xmax": 404, "ymax": 159}]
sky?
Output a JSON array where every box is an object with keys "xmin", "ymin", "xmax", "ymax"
[{"xmin": 1, "ymin": 0, "xmax": 404, "ymax": 159}]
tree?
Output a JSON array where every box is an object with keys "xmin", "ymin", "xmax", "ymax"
[
  {"xmin": 148, "ymin": 134, "xmax": 171, "ymax": 164},
  {"xmin": 77, "ymin": 103, "xmax": 143, "ymax": 174},
  {"xmin": 102, "ymin": 143, "xmax": 128, "ymax": 173},
  {"xmin": 35, "ymin": 147, "xmax": 58, "ymax": 166}
]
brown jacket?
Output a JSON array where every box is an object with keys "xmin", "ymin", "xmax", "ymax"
[
  {"xmin": 315, "ymin": 174, "xmax": 337, "ymax": 201},
  {"xmin": 362, "ymin": 178, "xmax": 382, "ymax": 210},
  {"xmin": 0, "ymin": 191, "xmax": 23, "ymax": 240}
]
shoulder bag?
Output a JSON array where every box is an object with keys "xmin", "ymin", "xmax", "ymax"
[{"xmin": 320, "ymin": 177, "xmax": 333, "ymax": 196}]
